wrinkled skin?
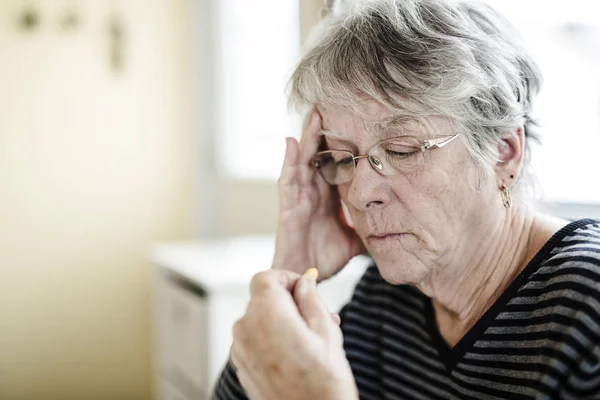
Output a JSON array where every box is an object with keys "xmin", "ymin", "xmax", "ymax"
[
  {"xmin": 272, "ymin": 109, "xmax": 365, "ymax": 279},
  {"xmin": 230, "ymin": 269, "xmax": 358, "ymax": 400}
]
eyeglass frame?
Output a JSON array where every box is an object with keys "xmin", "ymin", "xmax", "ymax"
[{"xmin": 312, "ymin": 134, "xmax": 459, "ymax": 184}]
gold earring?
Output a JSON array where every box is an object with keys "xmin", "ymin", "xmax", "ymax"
[{"xmin": 500, "ymin": 184, "xmax": 512, "ymax": 209}]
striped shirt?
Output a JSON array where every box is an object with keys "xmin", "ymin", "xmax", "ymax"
[{"xmin": 213, "ymin": 219, "xmax": 600, "ymax": 399}]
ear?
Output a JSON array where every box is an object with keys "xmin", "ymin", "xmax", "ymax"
[{"xmin": 494, "ymin": 127, "xmax": 525, "ymax": 188}]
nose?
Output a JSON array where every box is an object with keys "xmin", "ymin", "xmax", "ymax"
[{"xmin": 345, "ymin": 155, "xmax": 389, "ymax": 211}]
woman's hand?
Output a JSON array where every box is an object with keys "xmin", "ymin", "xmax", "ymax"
[
  {"xmin": 273, "ymin": 109, "xmax": 365, "ymax": 280},
  {"xmin": 230, "ymin": 269, "xmax": 358, "ymax": 400}
]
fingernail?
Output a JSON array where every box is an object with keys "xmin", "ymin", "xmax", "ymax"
[
  {"xmin": 304, "ymin": 268, "xmax": 319, "ymax": 281},
  {"xmin": 331, "ymin": 313, "xmax": 341, "ymax": 326}
]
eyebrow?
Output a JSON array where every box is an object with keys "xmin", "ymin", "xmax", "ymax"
[
  {"xmin": 368, "ymin": 116, "xmax": 421, "ymax": 134},
  {"xmin": 320, "ymin": 116, "xmax": 422, "ymax": 142}
]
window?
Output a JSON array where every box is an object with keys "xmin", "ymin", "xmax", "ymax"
[
  {"xmin": 215, "ymin": 0, "xmax": 301, "ymax": 181},
  {"xmin": 485, "ymin": 0, "xmax": 600, "ymax": 204},
  {"xmin": 214, "ymin": 0, "xmax": 600, "ymax": 209}
]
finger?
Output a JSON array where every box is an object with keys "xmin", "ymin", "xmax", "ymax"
[
  {"xmin": 331, "ymin": 313, "xmax": 341, "ymax": 326},
  {"xmin": 301, "ymin": 105, "xmax": 316, "ymax": 132},
  {"xmin": 230, "ymin": 320, "xmax": 249, "ymax": 371},
  {"xmin": 280, "ymin": 136, "xmax": 300, "ymax": 173},
  {"xmin": 277, "ymin": 138, "xmax": 297, "ymax": 213},
  {"xmin": 236, "ymin": 369, "xmax": 262, "ymax": 400},
  {"xmin": 250, "ymin": 269, "xmax": 302, "ymax": 298},
  {"xmin": 278, "ymin": 137, "xmax": 304, "ymax": 199},
  {"xmin": 335, "ymin": 198, "xmax": 366, "ymax": 256},
  {"xmin": 230, "ymin": 334, "xmax": 261, "ymax": 398},
  {"xmin": 298, "ymin": 109, "xmax": 323, "ymax": 166},
  {"xmin": 230, "ymin": 341, "xmax": 253, "ymax": 385},
  {"xmin": 230, "ymin": 343, "xmax": 243, "ymax": 372},
  {"xmin": 339, "ymin": 200, "xmax": 354, "ymax": 229},
  {"xmin": 314, "ymin": 172, "xmax": 339, "ymax": 212},
  {"xmin": 293, "ymin": 268, "xmax": 339, "ymax": 340},
  {"xmin": 299, "ymin": 107, "xmax": 318, "ymax": 148}
]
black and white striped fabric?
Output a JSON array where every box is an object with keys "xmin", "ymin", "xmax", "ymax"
[{"xmin": 213, "ymin": 219, "xmax": 600, "ymax": 399}]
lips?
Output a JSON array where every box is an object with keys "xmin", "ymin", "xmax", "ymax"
[{"xmin": 367, "ymin": 233, "xmax": 407, "ymax": 240}]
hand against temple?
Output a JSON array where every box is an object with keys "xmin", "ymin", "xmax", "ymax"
[{"xmin": 273, "ymin": 109, "xmax": 365, "ymax": 280}]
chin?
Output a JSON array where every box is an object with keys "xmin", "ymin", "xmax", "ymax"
[{"xmin": 369, "ymin": 251, "xmax": 429, "ymax": 286}]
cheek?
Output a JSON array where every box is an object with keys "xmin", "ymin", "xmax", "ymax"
[
  {"xmin": 426, "ymin": 161, "xmax": 493, "ymax": 223},
  {"xmin": 425, "ymin": 172, "xmax": 459, "ymax": 208},
  {"xmin": 337, "ymin": 154, "xmax": 482, "ymax": 229},
  {"xmin": 403, "ymin": 159, "xmax": 478, "ymax": 230}
]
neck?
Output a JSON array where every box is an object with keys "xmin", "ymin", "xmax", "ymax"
[{"xmin": 418, "ymin": 205, "xmax": 543, "ymax": 347}]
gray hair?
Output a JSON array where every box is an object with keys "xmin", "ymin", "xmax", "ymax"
[{"xmin": 289, "ymin": 0, "xmax": 542, "ymax": 192}]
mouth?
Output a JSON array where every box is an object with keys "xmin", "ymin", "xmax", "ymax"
[{"xmin": 367, "ymin": 233, "xmax": 408, "ymax": 242}]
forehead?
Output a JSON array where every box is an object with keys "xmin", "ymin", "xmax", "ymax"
[{"xmin": 318, "ymin": 103, "xmax": 452, "ymax": 141}]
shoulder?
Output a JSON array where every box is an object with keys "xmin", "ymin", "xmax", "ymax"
[
  {"xmin": 522, "ymin": 219, "xmax": 600, "ymax": 329},
  {"xmin": 533, "ymin": 219, "xmax": 600, "ymax": 289},
  {"xmin": 515, "ymin": 220, "xmax": 600, "ymax": 396}
]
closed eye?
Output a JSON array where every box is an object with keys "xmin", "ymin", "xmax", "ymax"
[
  {"xmin": 336, "ymin": 157, "xmax": 354, "ymax": 166},
  {"xmin": 384, "ymin": 148, "xmax": 419, "ymax": 159}
]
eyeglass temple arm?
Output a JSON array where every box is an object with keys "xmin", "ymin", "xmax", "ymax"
[{"xmin": 422, "ymin": 134, "xmax": 459, "ymax": 150}]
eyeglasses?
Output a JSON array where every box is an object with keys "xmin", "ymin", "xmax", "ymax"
[{"xmin": 312, "ymin": 134, "xmax": 458, "ymax": 185}]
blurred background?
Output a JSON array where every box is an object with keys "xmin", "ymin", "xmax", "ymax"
[{"xmin": 0, "ymin": 0, "xmax": 598, "ymax": 399}]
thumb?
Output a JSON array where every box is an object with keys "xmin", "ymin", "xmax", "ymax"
[
  {"xmin": 293, "ymin": 268, "xmax": 338, "ymax": 339},
  {"xmin": 331, "ymin": 313, "xmax": 341, "ymax": 326}
]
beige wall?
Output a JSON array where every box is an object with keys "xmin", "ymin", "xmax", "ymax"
[
  {"xmin": 0, "ymin": 0, "xmax": 324, "ymax": 398},
  {"xmin": 0, "ymin": 1, "xmax": 197, "ymax": 399}
]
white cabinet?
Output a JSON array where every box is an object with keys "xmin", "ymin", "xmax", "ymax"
[
  {"xmin": 155, "ymin": 274, "xmax": 208, "ymax": 399},
  {"xmin": 152, "ymin": 236, "xmax": 369, "ymax": 399}
]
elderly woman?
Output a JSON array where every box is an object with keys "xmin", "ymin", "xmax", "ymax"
[{"xmin": 213, "ymin": 0, "xmax": 600, "ymax": 399}]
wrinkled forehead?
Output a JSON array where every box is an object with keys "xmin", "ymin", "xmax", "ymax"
[{"xmin": 318, "ymin": 103, "xmax": 454, "ymax": 142}]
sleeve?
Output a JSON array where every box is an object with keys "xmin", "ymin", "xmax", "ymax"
[{"xmin": 211, "ymin": 360, "xmax": 248, "ymax": 400}]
